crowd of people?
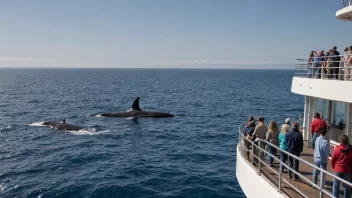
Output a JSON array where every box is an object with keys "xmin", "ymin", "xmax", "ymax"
[
  {"xmin": 242, "ymin": 113, "xmax": 352, "ymax": 198},
  {"xmin": 307, "ymin": 46, "xmax": 352, "ymax": 81}
]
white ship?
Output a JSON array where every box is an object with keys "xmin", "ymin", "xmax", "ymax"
[{"xmin": 236, "ymin": 1, "xmax": 352, "ymax": 197}]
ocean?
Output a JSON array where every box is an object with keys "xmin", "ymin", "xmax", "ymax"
[{"xmin": 0, "ymin": 69, "xmax": 303, "ymax": 198}]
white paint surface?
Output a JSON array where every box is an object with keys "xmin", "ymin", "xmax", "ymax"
[
  {"xmin": 291, "ymin": 77, "xmax": 352, "ymax": 103},
  {"xmin": 336, "ymin": 5, "xmax": 352, "ymax": 21},
  {"xmin": 236, "ymin": 145, "xmax": 286, "ymax": 198}
]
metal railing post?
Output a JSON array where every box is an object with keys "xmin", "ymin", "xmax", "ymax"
[
  {"xmin": 278, "ymin": 161, "xmax": 282, "ymax": 192},
  {"xmin": 251, "ymin": 141, "xmax": 254, "ymax": 165},
  {"xmin": 337, "ymin": 57, "xmax": 342, "ymax": 80},
  {"xmin": 320, "ymin": 170, "xmax": 324, "ymax": 198},
  {"xmin": 321, "ymin": 64, "xmax": 323, "ymax": 79},
  {"xmin": 257, "ymin": 141, "xmax": 261, "ymax": 175}
]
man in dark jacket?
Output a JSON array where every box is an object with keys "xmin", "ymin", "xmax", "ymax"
[
  {"xmin": 332, "ymin": 46, "xmax": 341, "ymax": 80},
  {"xmin": 285, "ymin": 122, "xmax": 304, "ymax": 180},
  {"xmin": 243, "ymin": 120, "xmax": 256, "ymax": 137}
]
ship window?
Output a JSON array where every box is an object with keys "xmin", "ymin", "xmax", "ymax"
[
  {"xmin": 316, "ymin": 99, "xmax": 347, "ymax": 144},
  {"xmin": 316, "ymin": 99, "xmax": 329, "ymax": 122},
  {"xmin": 330, "ymin": 102, "xmax": 346, "ymax": 144}
]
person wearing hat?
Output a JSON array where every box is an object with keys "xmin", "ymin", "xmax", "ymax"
[
  {"xmin": 284, "ymin": 118, "xmax": 291, "ymax": 130},
  {"xmin": 285, "ymin": 118, "xmax": 291, "ymax": 125}
]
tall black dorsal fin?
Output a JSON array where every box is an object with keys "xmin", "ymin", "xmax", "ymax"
[
  {"xmin": 62, "ymin": 118, "xmax": 65, "ymax": 123},
  {"xmin": 132, "ymin": 97, "xmax": 142, "ymax": 111}
]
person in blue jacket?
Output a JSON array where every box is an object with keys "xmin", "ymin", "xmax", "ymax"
[{"xmin": 312, "ymin": 127, "xmax": 329, "ymax": 188}]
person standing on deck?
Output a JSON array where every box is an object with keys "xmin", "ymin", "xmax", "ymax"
[
  {"xmin": 308, "ymin": 51, "xmax": 315, "ymax": 77},
  {"xmin": 311, "ymin": 112, "xmax": 328, "ymax": 150},
  {"xmin": 345, "ymin": 46, "xmax": 352, "ymax": 81},
  {"xmin": 331, "ymin": 135, "xmax": 352, "ymax": 198},
  {"xmin": 243, "ymin": 116, "xmax": 256, "ymax": 137},
  {"xmin": 343, "ymin": 47, "xmax": 348, "ymax": 80},
  {"xmin": 312, "ymin": 51, "xmax": 324, "ymax": 78},
  {"xmin": 285, "ymin": 122, "xmax": 303, "ymax": 180},
  {"xmin": 326, "ymin": 49, "xmax": 335, "ymax": 79},
  {"xmin": 279, "ymin": 124, "xmax": 290, "ymax": 173},
  {"xmin": 252, "ymin": 117, "xmax": 266, "ymax": 157},
  {"xmin": 252, "ymin": 117, "xmax": 266, "ymax": 141},
  {"xmin": 332, "ymin": 46, "xmax": 341, "ymax": 80},
  {"xmin": 312, "ymin": 127, "xmax": 330, "ymax": 188},
  {"xmin": 266, "ymin": 121, "xmax": 279, "ymax": 167}
]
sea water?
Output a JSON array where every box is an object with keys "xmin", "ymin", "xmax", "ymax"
[{"xmin": 0, "ymin": 69, "xmax": 303, "ymax": 197}]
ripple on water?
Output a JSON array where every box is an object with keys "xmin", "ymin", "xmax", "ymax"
[{"xmin": 0, "ymin": 69, "xmax": 302, "ymax": 197}]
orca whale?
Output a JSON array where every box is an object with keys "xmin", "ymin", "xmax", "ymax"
[
  {"xmin": 43, "ymin": 118, "xmax": 84, "ymax": 131},
  {"xmin": 100, "ymin": 97, "xmax": 175, "ymax": 118}
]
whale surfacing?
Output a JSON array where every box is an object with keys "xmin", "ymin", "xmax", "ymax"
[
  {"xmin": 101, "ymin": 97, "xmax": 174, "ymax": 118},
  {"xmin": 43, "ymin": 119, "xmax": 84, "ymax": 131}
]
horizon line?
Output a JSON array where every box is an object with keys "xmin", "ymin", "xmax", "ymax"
[{"xmin": 0, "ymin": 67, "xmax": 295, "ymax": 70}]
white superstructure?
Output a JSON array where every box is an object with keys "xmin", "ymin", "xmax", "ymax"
[{"xmin": 236, "ymin": 1, "xmax": 352, "ymax": 197}]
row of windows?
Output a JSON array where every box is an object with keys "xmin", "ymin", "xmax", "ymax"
[{"xmin": 316, "ymin": 99, "xmax": 352, "ymax": 144}]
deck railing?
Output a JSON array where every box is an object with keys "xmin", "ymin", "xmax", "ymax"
[
  {"xmin": 237, "ymin": 125, "xmax": 352, "ymax": 198},
  {"xmin": 295, "ymin": 55, "xmax": 352, "ymax": 81},
  {"xmin": 342, "ymin": 0, "xmax": 352, "ymax": 8}
]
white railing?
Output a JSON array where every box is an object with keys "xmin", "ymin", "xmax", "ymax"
[
  {"xmin": 295, "ymin": 55, "xmax": 352, "ymax": 81},
  {"xmin": 237, "ymin": 125, "xmax": 352, "ymax": 198},
  {"xmin": 342, "ymin": 0, "xmax": 352, "ymax": 8}
]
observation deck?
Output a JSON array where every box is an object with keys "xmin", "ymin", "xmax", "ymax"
[
  {"xmin": 336, "ymin": 0, "xmax": 352, "ymax": 21},
  {"xmin": 292, "ymin": 56, "xmax": 352, "ymax": 103}
]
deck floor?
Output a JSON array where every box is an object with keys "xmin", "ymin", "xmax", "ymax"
[{"xmin": 246, "ymin": 141, "xmax": 345, "ymax": 198}]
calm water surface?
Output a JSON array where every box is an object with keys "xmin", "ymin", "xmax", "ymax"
[{"xmin": 0, "ymin": 69, "xmax": 303, "ymax": 197}]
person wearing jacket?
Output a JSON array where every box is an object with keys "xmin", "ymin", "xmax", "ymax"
[
  {"xmin": 242, "ymin": 116, "xmax": 255, "ymax": 158},
  {"xmin": 285, "ymin": 122, "xmax": 303, "ymax": 180},
  {"xmin": 332, "ymin": 46, "xmax": 340, "ymax": 80},
  {"xmin": 252, "ymin": 116, "xmax": 266, "ymax": 140},
  {"xmin": 312, "ymin": 51, "xmax": 324, "ymax": 78},
  {"xmin": 266, "ymin": 121, "xmax": 279, "ymax": 167},
  {"xmin": 243, "ymin": 116, "xmax": 256, "ymax": 137},
  {"xmin": 311, "ymin": 112, "xmax": 327, "ymax": 150},
  {"xmin": 331, "ymin": 135, "xmax": 352, "ymax": 198},
  {"xmin": 279, "ymin": 124, "xmax": 290, "ymax": 173},
  {"xmin": 252, "ymin": 117, "xmax": 266, "ymax": 158},
  {"xmin": 312, "ymin": 128, "xmax": 330, "ymax": 187}
]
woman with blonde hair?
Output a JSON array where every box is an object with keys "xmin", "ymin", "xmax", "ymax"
[
  {"xmin": 279, "ymin": 124, "xmax": 290, "ymax": 172},
  {"xmin": 266, "ymin": 121, "xmax": 279, "ymax": 167}
]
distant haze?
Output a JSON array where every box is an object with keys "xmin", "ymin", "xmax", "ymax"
[{"xmin": 0, "ymin": 0, "xmax": 350, "ymax": 69}]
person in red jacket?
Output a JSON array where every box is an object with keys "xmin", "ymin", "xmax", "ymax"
[
  {"xmin": 331, "ymin": 135, "xmax": 352, "ymax": 198},
  {"xmin": 311, "ymin": 113, "xmax": 327, "ymax": 150}
]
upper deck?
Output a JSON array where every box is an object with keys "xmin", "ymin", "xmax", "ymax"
[
  {"xmin": 336, "ymin": 0, "xmax": 352, "ymax": 21},
  {"xmin": 292, "ymin": 56, "xmax": 352, "ymax": 103}
]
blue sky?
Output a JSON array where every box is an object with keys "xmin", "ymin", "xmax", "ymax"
[{"xmin": 0, "ymin": 0, "xmax": 351, "ymax": 68}]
